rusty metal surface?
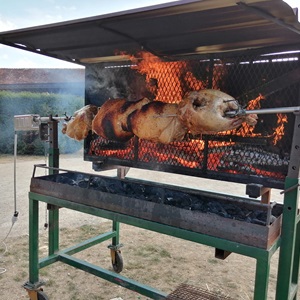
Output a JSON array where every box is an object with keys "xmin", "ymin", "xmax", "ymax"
[
  {"xmin": 30, "ymin": 170, "xmax": 283, "ymax": 249},
  {"xmin": 0, "ymin": 0, "xmax": 299, "ymax": 63},
  {"xmin": 167, "ymin": 283, "xmax": 233, "ymax": 300}
]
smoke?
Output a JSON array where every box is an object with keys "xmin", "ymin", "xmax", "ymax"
[
  {"xmin": 85, "ymin": 64, "xmax": 128, "ymax": 105},
  {"xmin": 85, "ymin": 63, "xmax": 150, "ymax": 106},
  {"xmin": 0, "ymin": 69, "xmax": 85, "ymax": 154}
]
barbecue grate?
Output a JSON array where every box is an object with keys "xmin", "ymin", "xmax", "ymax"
[{"xmin": 167, "ymin": 284, "xmax": 233, "ymax": 300}]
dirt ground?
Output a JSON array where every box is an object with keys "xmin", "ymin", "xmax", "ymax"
[{"xmin": 0, "ymin": 151, "xmax": 291, "ymax": 299}]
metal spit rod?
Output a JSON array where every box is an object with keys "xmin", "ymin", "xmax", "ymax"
[
  {"xmin": 34, "ymin": 116, "xmax": 72, "ymax": 122},
  {"xmin": 225, "ymin": 106, "xmax": 300, "ymax": 117}
]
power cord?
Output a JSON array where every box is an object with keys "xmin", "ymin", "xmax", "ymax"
[
  {"xmin": 0, "ymin": 211, "xmax": 18, "ymax": 274},
  {"xmin": 1, "ymin": 132, "xmax": 20, "ymax": 273}
]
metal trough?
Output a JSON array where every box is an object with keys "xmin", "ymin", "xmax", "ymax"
[{"xmin": 30, "ymin": 170, "xmax": 283, "ymax": 249}]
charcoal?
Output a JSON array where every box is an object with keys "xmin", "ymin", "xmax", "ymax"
[
  {"xmin": 55, "ymin": 175, "xmax": 77, "ymax": 186},
  {"xmin": 165, "ymin": 192, "xmax": 192, "ymax": 208},
  {"xmin": 123, "ymin": 182, "xmax": 145, "ymax": 197},
  {"xmin": 77, "ymin": 179, "xmax": 90, "ymax": 188},
  {"xmin": 46, "ymin": 173, "xmax": 276, "ymax": 226}
]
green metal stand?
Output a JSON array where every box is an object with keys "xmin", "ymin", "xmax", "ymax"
[
  {"xmin": 24, "ymin": 115, "xmax": 300, "ymax": 300},
  {"xmin": 27, "ymin": 190, "xmax": 282, "ymax": 299},
  {"xmin": 276, "ymin": 113, "xmax": 300, "ymax": 300}
]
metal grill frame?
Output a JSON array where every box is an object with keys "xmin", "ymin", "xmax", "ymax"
[{"xmin": 84, "ymin": 45, "xmax": 300, "ymax": 189}]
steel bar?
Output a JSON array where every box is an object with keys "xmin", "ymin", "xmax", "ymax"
[
  {"xmin": 29, "ymin": 197, "xmax": 39, "ymax": 284},
  {"xmin": 237, "ymin": 2, "xmax": 300, "ymax": 35},
  {"xmin": 276, "ymin": 113, "xmax": 300, "ymax": 299},
  {"xmin": 58, "ymin": 253, "xmax": 167, "ymax": 299},
  {"xmin": 47, "ymin": 120, "xmax": 60, "ymax": 256},
  {"xmin": 225, "ymin": 106, "xmax": 300, "ymax": 117},
  {"xmin": 39, "ymin": 231, "xmax": 117, "ymax": 268},
  {"xmin": 38, "ymin": 116, "xmax": 68, "ymax": 122},
  {"xmin": 254, "ymin": 257, "xmax": 271, "ymax": 300},
  {"xmin": 275, "ymin": 177, "xmax": 300, "ymax": 300},
  {"xmin": 29, "ymin": 192, "xmax": 280, "ymax": 259},
  {"xmin": 287, "ymin": 113, "xmax": 300, "ymax": 179}
]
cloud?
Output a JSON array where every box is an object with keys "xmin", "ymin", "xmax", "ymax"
[
  {"xmin": 0, "ymin": 16, "xmax": 16, "ymax": 32},
  {"xmin": 12, "ymin": 55, "xmax": 84, "ymax": 69},
  {"xmin": 0, "ymin": 45, "xmax": 83, "ymax": 69}
]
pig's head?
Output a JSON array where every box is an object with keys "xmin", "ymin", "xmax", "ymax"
[
  {"xmin": 62, "ymin": 104, "xmax": 98, "ymax": 141},
  {"xmin": 178, "ymin": 89, "xmax": 257, "ymax": 135}
]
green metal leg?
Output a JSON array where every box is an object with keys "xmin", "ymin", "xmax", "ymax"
[
  {"xmin": 48, "ymin": 205, "xmax": 59, "ymax": 255},
  {"xmin": 47, "ymin": 121, "xmax": 60, "ymax": 256},
  {"xmin": 29, "ymin": 196, "xmax": 39, "ymax": 284},
  {"xmin": 112, "ymin": 221, "xmax": 120, "ymax": 246},
  {"xmin": 291, "ymin": 220, "xmax": 300, "ymax": 300},
  {"xmin": 254, "ymin": 257, "xmax": 271, "ymax": 300},
  {"xmin": 276, "ymin": 178, "xmax": 299, "ymax": 300}
]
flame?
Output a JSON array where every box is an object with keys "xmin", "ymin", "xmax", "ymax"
[
  {"xmin": 238, "ymin": 94, "xmax": 264, "ymax": 136},
  {"xmin": 131, "ymin": 52, "xmax": 203, "ymax": 102},
  {"xmin": 273, "ymin": 113, "xmax": 288, "ymax": 145},
  {"xmin": 247, "ymin": 94, "xmax": 263, "ymax": 110},
  {"xmin": 88, "ymin": 52, "xmax": 288, "ymax": 180}
]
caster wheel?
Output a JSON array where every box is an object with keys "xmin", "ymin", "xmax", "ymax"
[
  {"xmin": 37, "ymin": 290, "xmax": 49, "ymax": 300},
  {"xmin": 112, "ymin": 250, "xmax": 123, "ymax": 273}
]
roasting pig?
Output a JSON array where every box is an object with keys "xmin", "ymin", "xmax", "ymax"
[
  {"xmin": 67, "ymin": 89, "xmax": 257, "ymax": 144},
  {"xmin": 92, "ymin": 97, "xmax": 151, "ymax": 142},
  {"xmin": 62, "ymin": 104, "xmax": 98, "ymax": 141},
  {"xmin": 128, "ymin": 89, "xmax": 258, "ymax": 143}
]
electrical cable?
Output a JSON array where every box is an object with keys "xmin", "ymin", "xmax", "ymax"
[
  {"xmin": 13, "ymin": 131, "xmax": 19, "ymax": 218},
  {"xmin": 0, "ymin": 218, "xmax": 17, "ymax": 274},
  {"xmin": 0, "ymin": 131, "xmax": 20, "ymax": 274}
]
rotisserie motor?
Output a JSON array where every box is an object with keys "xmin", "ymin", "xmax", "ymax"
[{"xmin": 63, "ymin": 89, "xmax": 258, "ymax": 143}]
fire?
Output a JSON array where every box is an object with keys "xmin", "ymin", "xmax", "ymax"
[
  {"xmin": 88, "ymin": 51, "xmax": 288, "ymax": 180},
  {"xmin": 236, "ymin": 94, "xmax": 264, "ymax": 136},
  {"xmin": 247, "ymin": 94, "xmax": 264, "ymax": 110},
  {"xmin": 273, "ymin": 113, "xmax": 288, "ymax": 145},
  {"xmin": 131, "ymin": 52, "xmax": 210, "ymax": 102}
]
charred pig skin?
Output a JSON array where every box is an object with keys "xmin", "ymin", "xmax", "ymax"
[
  {"xmin": 92, "ymin": 97, "xmax": 151, "ymax": 142},
  {"xmin": 128, "ymin": 89, "xmax": 258, "ymax": 143},
  {"xmin": 128, "ymin": 101, "xmax": 187, "ymax": 144}
]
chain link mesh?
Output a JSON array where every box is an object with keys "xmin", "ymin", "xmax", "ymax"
[{"xmin": 86, "ymin": 48, "xmax": 300, "ymax": 187}]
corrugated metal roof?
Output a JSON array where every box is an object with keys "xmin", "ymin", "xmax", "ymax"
[{"xmin": 0, "ymin": 0, "xmax": 299, "ymax": 65}]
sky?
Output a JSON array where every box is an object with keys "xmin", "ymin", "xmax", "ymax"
[{"xmin": 0, "ymin": 0, "xmax": 299, "ymax": 69}]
